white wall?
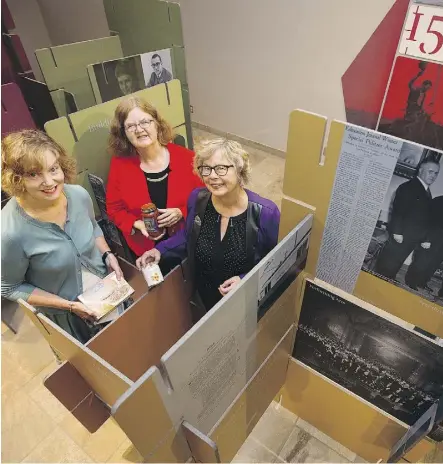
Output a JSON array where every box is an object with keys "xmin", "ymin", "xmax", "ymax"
[
  {"xmin": 178, "ymin": 0, "xmax": 395, "ymax": 151},
  {"xmin": 5, "ymin": 0, "xmax": 52, "ymax": 81},
  {"xmin": 36, "ymin": 0, "xmax": 110, "ymax": 46}
]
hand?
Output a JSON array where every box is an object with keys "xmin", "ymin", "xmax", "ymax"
[
  {"xmin": 133, "ymin": 220, "xmax": 166, "ymax": 241},
  {"xmin": 421, "ymin": 242, "xmax": 431, "ymax": 249},
  {"xmin": 393, "ymin": 234, "xmax": 403, "ymax": 244},
  {"xmin": 157, "ymin": 208, "xmax": 183, "ymax": 228},
  {"xmin": 105, "ymin": 253, "xmax": 123, "ymax": 280},
  {"xmin": 70, "ymin": 302, "xmax": 97, "ymax": 322},
  {"xmin": 219, "ymin": 276, "xmax": 241, "ymax": 296},
  {"xmin": 136, "ymin": 249, "xmax": 161, "ymax": 270}
]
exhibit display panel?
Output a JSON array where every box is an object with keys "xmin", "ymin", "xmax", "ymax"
[
  {"xmin": 103, "ymin": 0, "xmax": 192, "ymax": 147},
  {"xmin": 35, "ymin": 36, "xmax": 123, "ymax": 111},
  {"xmin": 159, "ymin": 215, "xmax": 312, "ymax": 435},
  {"xmin": 1, "ymin": 82, "xmax": 36, "ymax": 135},
  {"xmin": 282, "ymin": 110, "xmax": 443, "ymax": 337},
  {"xmin": 50, "ymin": 89, "xmax": 78, "ymax": 117},
  {"xmin": 18, "ymin": 202, "xmax": 311, "ymax": 462},
  {"xmin": 279, "ymin": 109, "xmax": 442, "ymax": 462},
  {"xmin": 17, "ymin": 76, "xmax": 58, "ymax": 129}
]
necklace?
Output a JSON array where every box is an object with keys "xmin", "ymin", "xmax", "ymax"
[{"xmin": 146, "ymin": 171, "xmax": 169, "ymax": 182}]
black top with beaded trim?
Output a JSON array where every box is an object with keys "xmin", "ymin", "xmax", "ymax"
[{"xmin": 194, "ymin": 198, "xmax": 249, "ymax": 311}]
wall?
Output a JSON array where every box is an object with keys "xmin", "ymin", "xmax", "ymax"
[
  {"xmin": 36, "ymin": 0, "xmax": 110, "ymax": 46},
  {"xmin": 177, "ymin": 0, "xmax": 396, "ymax": 151},
  {"xmin": 5, "ymin": 0, "xmax": 52, "ymax": 81}
]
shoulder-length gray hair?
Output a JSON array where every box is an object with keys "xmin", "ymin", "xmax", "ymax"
[{"xmin": 193, "ymin": 138, "xmax": 251, "ymax": 186}]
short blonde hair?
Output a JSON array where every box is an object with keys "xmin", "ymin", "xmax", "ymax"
[
  {"xmin": 194, "ymin": 138, "xmax": 251, "ymax": 186},
  {"xmin": 1, "ymin": 129, "xmax": 77, "ymax": 197},
  {"xmin": 108, "ymin": 97, "xmax": 173, "ymax": 157}
]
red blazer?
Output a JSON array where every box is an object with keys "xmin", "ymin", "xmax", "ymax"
[{"xmin": 106, "ymin": 143, "xmax": 203, "ymax": 256}]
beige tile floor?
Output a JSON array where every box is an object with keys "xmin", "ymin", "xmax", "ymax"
[{"xmin": 0, "ymin": 127, "xmax": 405, "ymax": 463}]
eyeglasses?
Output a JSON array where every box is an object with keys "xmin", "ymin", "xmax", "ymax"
[
  {"xmin": 124, "ymin": 119, "xmax": 155, "ymax": 133},
  {"xmin": 151, "ymin": 62, "xmax": 162, "ymax": 68},
  {"xmin": 198, "ymin": 165, "xmax": 234, "ymax": 177}
]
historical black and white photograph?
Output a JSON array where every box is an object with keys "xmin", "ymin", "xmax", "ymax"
[
  {"xmin": 293, "ymin": 280, "xmax": 443, "ymax": 432},
  {"xmin": 140, "ymin": 49, "xmax": 173, "ymax": 88},
  {"xmin": 257, "ymin": 215, "xmax": 312, "ymax": 320},
  {"xmin": 362, "ymin": 144, "xmax": 443, "ymax": 306},
  {"xmin": 91, "ymin": 56, "xmax": 145, "ymax": 102}
]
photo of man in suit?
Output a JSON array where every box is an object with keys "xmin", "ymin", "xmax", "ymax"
[
  {"xmin": 147, "ymin": 54, "xmax": 172, "ymax": 88},
  {"xmin": 375, "ymin": 160, "xmax": 440, "ymax": 288},
  {"xmin": 404, "ymin": 195, "xmax": 443, "ymax": 297}
]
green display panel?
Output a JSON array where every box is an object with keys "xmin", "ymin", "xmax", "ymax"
[
  {"xmin": 102, "ymin": 0, "xmax": 192, "ymax": 148},
  {"xmin": 50, "ymin": 90, "xmax": 78, "ymax": 117},
  {"xmin": 35, "ymin": 36, "xmax": 123, "ymax": 111},
  {"xmin": 103, "ymin": 0, "xmax": 184, "ymax": 54},
  {"xmin": 45, "ymin": 79, "xmax": 186, "ymax": 189}
]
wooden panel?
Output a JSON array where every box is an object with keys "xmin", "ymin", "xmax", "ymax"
[
  {"xmin": 209, "ymin": 326, "xmax": 294, "ymax": 463},
  {"xmin": 112, "ymin": 366, "xmax": 191, "ymax": 463},
  {"xmin": 280, "ymin": 359, "xmax": 434, "ymax": 463},
  {"xmin": 87, "ymin": 264, "xmax": 192, "ymax": 382},
  {"xmin": 44, "ymin": 116, "xmax": 76, "ymax": 156},
  {"xmin": 116, "ymin": 257, "xmax": 148, "ymax": 301},
  {"xmin": 44, "ymin": 362, "xmax": 110, "ymax": 432},
  {"xmin": 19, "ymin": 300, "xmax": 132, "ymax": 407},
  {"xmin": 254, "ymin": 277, "xmax": 301, "ymax": 374},
  {"xmin": 35, "ymin": 37, "xmax": 123, "ymax": 110},
  {"xmin": 182, "ymin": 421, "xmax": 220, "ymax": 463},
  {"xmin": 282, "ymin": 110, "xmax": 443, "ymax": 336}
]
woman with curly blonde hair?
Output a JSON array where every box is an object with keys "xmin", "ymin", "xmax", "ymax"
[
  {"xmin": 106, "ymin": 96, "xmax": 202, "ymax": 259},
  {"xmin": 136, "ymin": 138, "xmax": 280, "ymax": 312},
  {"xmin": 1, "ymin": 130, "xmax": 123, "ymax": 343}
]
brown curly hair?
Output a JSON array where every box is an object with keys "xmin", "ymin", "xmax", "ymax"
[
  {"xmin": 1, "ymin": 129, "xmax": 77, "ymax": 197},
  {"xmin": 108, "ymin": 97, "xmax": 173, "ymax": 157}
]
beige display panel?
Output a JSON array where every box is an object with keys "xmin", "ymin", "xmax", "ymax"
[
  {"xmin": 19, "ymin": 300, "xmax": 132, "ymax": 407},
  {"xmin": 209, "ymin": 325, "xmax": 295, "ymax": 463},
  {"xmin": 281, "ymin": 358, "xmax": 433, "ymax": 463},
  {"xmin": 282, "ymin": 109, "xmax": 443, "ymax": 337},
  {"xmin": 111, "ymin": 367, "xmax": 191, "ymax": 463}
]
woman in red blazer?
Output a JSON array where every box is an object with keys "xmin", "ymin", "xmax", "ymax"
[{"xmin": 106, "ymin": 96, "xmax": 202, "ymax": 257}]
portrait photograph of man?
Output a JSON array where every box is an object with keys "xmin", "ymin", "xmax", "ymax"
[
  {"xmin": 363, "ymin": 144, "xmax": 443, "ymax": 305},
  {"xmin": 140, "ymin": 49, "xmax": 174, "ymax": 88}
]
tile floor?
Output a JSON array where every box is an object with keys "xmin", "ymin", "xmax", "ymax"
[{"xmin": 232, "ymin": 401, "xmax": 364, "ymax": 464}]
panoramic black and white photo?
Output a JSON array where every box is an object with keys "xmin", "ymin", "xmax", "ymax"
[
  {"xmin": 293, "ymin": 281, "xmax": 443, "ymax": 432},
  {"xmin": 362, "ymin": 143, "xmax": 443, "ymax": 306}
]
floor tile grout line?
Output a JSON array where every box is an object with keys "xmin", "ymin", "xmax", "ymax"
[
  {"xmin": 294, "ymin": 417, "xmax": 355, "ymax": 462},
  {"xmin": 249, "ymin": 436, "xmax": 286, "ymax": 463}
]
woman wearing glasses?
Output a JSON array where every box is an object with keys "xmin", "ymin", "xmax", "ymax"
[
  {"xmin": 106, "ymin": 97, "xmax": 202, "ymax": 259},
  {"xmin": 136, "ymin": 138, "xmax": 280, "ymax": 312}
]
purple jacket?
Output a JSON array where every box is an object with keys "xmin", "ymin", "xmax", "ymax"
[{"xmin": 157, "ymin": 188, "xmax": 280, "ymax": 278}]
